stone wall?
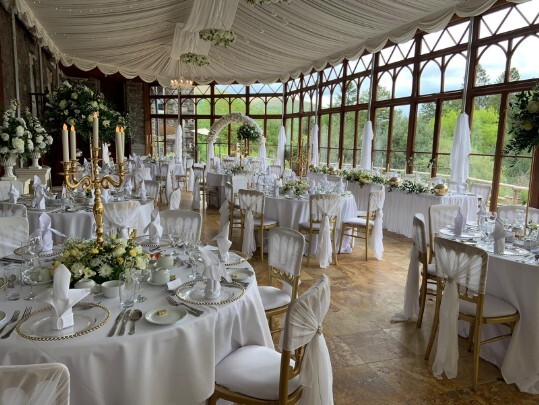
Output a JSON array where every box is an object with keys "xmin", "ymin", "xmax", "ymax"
[{"xmin": 126, "ymin": 81, "xmax": 146, "ymax": 156}]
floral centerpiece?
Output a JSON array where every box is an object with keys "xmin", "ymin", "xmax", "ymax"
[
  {"xmin": 23, "ymin": 107, "xmax": 53, "ymax": 168},
  {"xmin": 506, "ymin": 85, "xmax": 539, "ymax": 155},
  {"xmin": 342, "ymin": 169, "xmax": 373, "ymax": 187},
  {"xmin": 180, "ymin": 52, "xmax": 210, "ymax": 66},
  {"xmin": 281, "ymin": 180, "xmax": 309, "ymax": 197},
  {"xmin": 231, "ymin": 163, "xmax": 245, "ymax": 174},
  {"xmin": 44, "ymin": 81, "xmax": 131, "ymax": 144},
  {"xmin": 199, "ymin": 29, "xmax": 236, "ymax": 47},
  {"xmin": 237, "ymin": 123, "xmax": 261, "ymax": 143},
  {"xmin": 53, "ymin": 237, "xmax": 150, "ymax": 285}
]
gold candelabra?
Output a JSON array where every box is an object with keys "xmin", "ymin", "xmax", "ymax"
[{"xmin": 63, "ymin": 147, "xmax": 125, "ymax": 245}]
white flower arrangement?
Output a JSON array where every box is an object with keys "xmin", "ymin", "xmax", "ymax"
[
  {"xmin": 208, "ymin": 113, "xmax": 263, "ymax": 143},
  {"xmin": 23, "ymin": 108, "xmax": 53, "ymax": 154},
  {"xmin": 180, "ymin": 52, "xmax": 210, "ymax": 67},
  {"xmin": 199, "ymin": 29, "xmax": 237, "ymax": 47},
  {"xmin": 0, "ymin": 99, "xmax": 44, "ymax": 158}
]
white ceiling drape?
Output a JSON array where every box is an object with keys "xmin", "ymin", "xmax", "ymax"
[{"xmin": 0, "ymin": 0, "xmax": 513, "ymax": 85}]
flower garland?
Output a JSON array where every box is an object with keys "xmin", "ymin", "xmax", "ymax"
[
  {"xmin": 506, "ymin": 85, "xmax": 539, "ymax": 155},
  {"xmin": 237, "ymin": 123, "xmax": 261, "ymax": 142},
  {"xmin": 44, "ymin": 81, "xmax": 131, "ymax": 144},
  {"xmin": 23, "ymin": 108, "xmax": 53, "ymax": 155},
  {"xmin": 53, "ymin": 237, "xmax": 149, "ymax": 285},
  {"xmin": 199, "ymin": 29, "xmax": 237, "ymax": 47},
  {"xmin": 180, "ymin": 52, "xmax": 210, "ymax": 66},
  {"xmin": 0, "ymin": 99, "xmax": 35, "ymax": 158},
  {"xmin": 208, "ymin": 113, "xmax": 263, "ymax": 143}
]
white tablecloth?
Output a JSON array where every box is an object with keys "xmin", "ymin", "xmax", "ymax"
[
  {"xmin": 0, "ymin": 262, "xmax": 272, "ymax": 405},
  {"xmin": 206, "ymin": 172, "xmax": 250, "ymax": 208},
  {"xmin": 264, "ymin": 194, "xmax": 357, "ymax": 253},
  {"xmin": 458, "ymin": 255, "xmax": 539, "ymax": 394},
  {"xmin": 27, "ymin": 201, "xmax": 154, "ymax": 242},
  {"xmin": 381, "ymin": 188, "xmax": 478, "ymax": 238}
]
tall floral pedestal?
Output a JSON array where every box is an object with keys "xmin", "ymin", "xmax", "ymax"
[
  {"xmin": 0, "ymin": 153, "xmax": 18, "ymax": 181},
  {"xmin": 29, "ymin": 151, "xmax": 42, "ymax": 169}
]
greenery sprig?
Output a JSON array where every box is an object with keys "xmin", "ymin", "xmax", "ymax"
[
  {"xmin": 506, "ymin": 85, "xmax": 539, "ymax": 155},
  {"xmin": 199, "ymin": 29, "xmax": 237, "ymax": 47},
  {"xmin": 180, "ymin": 52, "xmax": 210, "ymax": 67},
  {"xmin": 237, "ymin": 123, "xmax": 261, "ymax": 142}
]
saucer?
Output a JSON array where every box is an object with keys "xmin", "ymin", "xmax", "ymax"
[
  {"xmin": 145, "ymin": 308, "xmax": 187, "ymax": 325},
  {"xmin": 227, "ymin": 268, "xmax": 254, "ymax": 282},
  {"xmin": 146, "ymin": 277, "xmax": 169, "ymax": 287}
]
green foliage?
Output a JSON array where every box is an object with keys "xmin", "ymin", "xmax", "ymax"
[
  {"xmin": 236, "ymin": 123, "xmax": 260, "ymax": 142},
  {"xmin": 505, "ymin": 86, "xmax": 539, "ymax": 155}
]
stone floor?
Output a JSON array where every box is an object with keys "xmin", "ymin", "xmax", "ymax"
[{"xmin": 177, "ymin": 195, "xmax": 537, "ymax": 404}]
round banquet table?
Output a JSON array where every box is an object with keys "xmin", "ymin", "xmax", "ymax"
[
  {"xmin": 206, "ymin": 171, "xmax": 250, "ymax": 208},
  {"xmin": 0, "ymin": 257, "xmax": 272, "ymax": 405},
  {"xmin": 26, "ymin": 201, "xmax": 154, "ymax": 242},
  {"xmin": 264, "ymin": 194, "xmax": 358, "ymax": 253}
]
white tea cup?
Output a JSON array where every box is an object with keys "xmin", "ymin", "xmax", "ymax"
[
  {"xmin": 101, "ymin": 280, "xmax": 123, "ymax": 298},
  {"xmin": 151, "ymin": 268, "xmax": 170, "ymax": 285}
]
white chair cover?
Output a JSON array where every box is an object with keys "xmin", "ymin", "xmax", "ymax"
[
  {"xmin": 219, "ymin": 183, "xmax": 232, "ymax": 233},
  {"xmin": 165, "ymin": 168, "xmax": 174, "ymax": 204},
  {"xmin": 497, "ymin": 205, "xmax": 539, "ymax": 224},
  {"xmin": 239, "ymin": 191, "xmax": 264, "ymax": 259},
  {"xmin": 0, "ymin": 363, "xmax": 70, "ymax": 405},
  {"xmin": 280, "ymin": 275, "xmax": 333, "ymax": 405},
  {"xmin": 0, "ymin": 216, "xmax": 29, "ymax": 258},
  {"xmin": 392, "ymin": 213, "xmax": 427, "ymax": 322},
  {"xmin": 0, "ymin": 202, "xmax": 27, "ymax": 217},
  {"xmin": 469, "ymin": 183, "xmax": 491, "ymax": 205},
  {"xmin": 143, "ymin": 180, "xmax": 160, "ymax": 201},
  {"xmin": 368, "ymin": 190, "xmax": 385, "ymax": 260},
  {"xmin": 191, "ymin": 167, "xmax": 204, "ymax": 210},
  {"xmin": 432, "ymin": 238, "xmax": 488, "ymax": 380},
  {"xmin": 312, "ymin": 194, "xmax": 340, "ymax": 269},
  {"xmin": 103, "ymin": 201, "xmax": 139, "ymax": 239},
  {"xmin": 168, "ymin": 188, "xmax": 182, "ymax": 210},
  {"xmin": 0, "ymin": 181, "xmax": 24, "ymax": 201},
  {"xmin": 133, "ymin": 167, "xmax": 151, "ymax": 183},
  {"xmin": 160, "ymin": 209, "xmax": 202, "ymax": 242}
]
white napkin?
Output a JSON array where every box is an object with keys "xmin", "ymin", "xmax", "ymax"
[
  {"xmin": 101, "ymin": 187, "xmax": 110, "ymax": 203},
  {"xmin": 453, "ymin": 211, "xmax": 465, "ymax": 236},
  {"xmin": 36, "ymin": 264, "xmax": 89, "ymax": 330},
  {"xmin": 33, "ymin": 185, "xmax": 46, "ymax": 210},
  {"xmin": 139, "ymin": 181, "xmax": 147, "ymax": 201},
  {"xmin": 8, "ymin": 183, "xmax": 19, "ymax": 203},
  {"xmin": 143, "ymin": 208, "xmax": 163, "ymax": 244},
  {"xmin": 124, "ymin": 178, "xmax": 133, "ymax": 195},
  {"xmin": 32, "ymin": 175, "xmax": 41, "ymax": 191},
  {"xmin": 493, "ymin": 217, "xmax": 505, "ymax": 254},
  {"xmin": 213, "ymin": 223, "xmax": 232, "ymax": 261},
  {"xmin": 199, "ymin": 245, "xmax": 231, "ymax": 299},
  {"xmin": 37, "ymin": 212, "xmax": 66, "ymax": 251}
]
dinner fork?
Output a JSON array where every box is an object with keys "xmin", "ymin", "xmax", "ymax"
[
  {"xmin": 165, "ymin": 296, "xmax": 202, "ymax": 317},
  {"xmin": 1, "ymin": 307, "xmax": 31, "ymax": 339},
  {"xmin": 0, "ymin": 310, "xmax": 20, "ymax": 335}
]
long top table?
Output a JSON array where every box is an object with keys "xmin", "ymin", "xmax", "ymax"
[{"xmin": 0, "ymin": 259, "xmax": 272, "ymax": 404}]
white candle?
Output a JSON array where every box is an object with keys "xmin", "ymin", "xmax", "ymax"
[
  {"xmin": 92, "ymin": 112, "xmax": 99, "ymax": 149},
  {"xmin": 120, "ymin": 126, "xmax": 125, "ymax": 164},
  {"xmin": 62, "ymin": 124, "xmax": 69, "ymax": 162},
  {"xmin": 115, "ymin": 126, "xmax": 122, "ymax": 164},
  {"xmin": 69, "ymin": 125, "xmax": 76, "ymax": 161}
]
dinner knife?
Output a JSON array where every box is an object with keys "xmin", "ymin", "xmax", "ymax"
[
  {"xmin": 107, "ymin": 309, "xmax": 126, "ymax": 337},
  {"xmin": 118, "ymin": 309, "xmax": 131, "ymax": 336}
]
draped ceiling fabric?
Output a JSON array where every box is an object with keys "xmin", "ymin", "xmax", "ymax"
[{"xmin": 1, "ymin": 0, "xmax": 518, "ymax": 85}]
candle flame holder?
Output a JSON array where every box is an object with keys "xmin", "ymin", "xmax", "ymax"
[{"xmin": 63, "ymin": 147, "xmax": 125, "ymax": 245}]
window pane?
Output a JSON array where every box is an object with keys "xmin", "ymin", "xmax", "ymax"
[
  {"xmin": 439, "ymin": 99, "xmax": 461, "ymax": 154},
  {"xmin": 471, "ymin": 95, "xmax": 500, "ymax": 155},
  {"xmin": 444, "ymin": 53, "xmax": 466, "ymax": 92},
  {"xmin": 420, "ymin": 59, "xmax": 442, "ymax": 95},
  {"xmin": 394, "ymin": 66, "xmax": 412, "ymax": 98},
  {"xmin": 499, "ymin": 156, "xmax": 532, "ymax": 205},
  {"xmin": 510, "ymin": 35, "xmax": 539, "ymax": 82},
  {"xmin": 468, "ymin": 155, "xmax": 494, "ymax": 185},
  {"xmin": 476, "ymin": 43, "xmax": 507, "ymax": 86},
  {"xmin": 415, "ymin": 102, "xmax": 436, "ymax": 152}
]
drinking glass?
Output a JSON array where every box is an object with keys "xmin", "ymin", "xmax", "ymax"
[
  {"xmin": 119, "ymin": 272, "xmax": 137, "ymax": 309},
  {"xmin": 132, "ymin": 268, "xmax": 149, "ymax": 303},
  {"xmin": 22, "ymin": 261, "xmax": 40, "ymax": 301},
  {"xmin": 4, "ymin": 264, "xmax": 22, "ymax": 301}
]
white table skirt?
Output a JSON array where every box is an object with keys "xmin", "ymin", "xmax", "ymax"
[
  {"xmin": 382, "ymin": 188, "xmax": 478, "ymax": 238},
  {"xmin": 0, "ymin": 263, "xmax": 272, "ymax": 405},
  {"xmin": 27, "ymin": 202, "xmax": 154, "ymax": 242},
  {"xmin": 206, "ymin": 172, "xmax": 251, "ymax": 209},
  {"xmin": 458, "ymin": 255, "xmax": 539, "ymax": 394},
  {"xmin": 264, "ymin": 194, "xmax": 358, "ymax": 253}
]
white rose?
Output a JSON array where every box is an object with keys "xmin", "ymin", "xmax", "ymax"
[
  {"xmin": 135, "ymin": 256, "xmax": 147, "ymax": 269},
  {"xmin": 0, "ymin": 147, "xmax": 8, "ymax": 153},
  {"xmin": 83, "ymin": 268, "xmax": 96, "ymax": 278},
  {"xmin": 99, "ymin": 264, "xmax": 113, "ymax": 277},
  {"xmin": 71, "ymin": 92, "xmax": 78, "ymax": 100},
  {"xmin": 16, "ymin": 126, "xmax": 24, "ymax": 137},
  {"xmin": 47, "ymin": 136, "xmax": 53, "ymax": 144},
  {"xmin": 27, "ymin": 140, "xmax": 34, "ymax": 151},
  {"xmin": 12, "ymin": 138, "xmax": 24, "ymax": 153},
  {"xmin": 26, "ymin": 131, "xmax": 32, "ymax": 139},
  {"xmin": 71, "ymin": 262, "xmax": 84, "ymax": 276},
  {"xmin": 87, "ymin": 115, "xmax": 94, "ymax": 123},
  {"xmin": 1, "ymin": 133, "xmax": 8, "ymax": 141},
  {"xmin": 113, "ymin": 247, "xmax": 126, "ymax": 257},
  {"xmin": 36, "ymin": 135, "xmax": 44, "ymax": 143},
  {"xmin": 59, "ymin": 100, "xmax": 67, "ymax": 109},
  {"xmin": 39, "ymin": 142, "xmax": 46, "ymax": 149}
]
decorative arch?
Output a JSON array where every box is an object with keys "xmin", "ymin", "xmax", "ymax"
[{"xmin": 208, "ymin": 113, "xmax": 262, "ymax": 142}]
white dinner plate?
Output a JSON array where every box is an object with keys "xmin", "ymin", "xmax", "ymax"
[
  {"xmin": 0, "ymin": 311, "xmax": 5, "ymax": 323},
  {"xmin": 145, "ymin": 308, "xmax": 187, "ymax": 325},
  {"xmin": 227, "ymin": 268, "xmax": 254, "ymax": 282}
]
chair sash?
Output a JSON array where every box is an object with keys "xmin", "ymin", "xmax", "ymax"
[
  {"xmin": 281, "ymin": 275, "xmax": 333, "ymax": 405},
  {"xmin": 432, "ymin": 239, "xmax": 487, "ymax": 379},
  {"xmin": 169, "ymin": 189, "xmax": 182, "ymax": 210},
  {"xmin": 240, "ymin": 193, "xmax": 261, "ymax": 259},
  {"xmin": 191, "ymin": 170, "xmax": 203, "ymax": 210},
  {"xmin": 219, "ymin": 201, "xmax": 230, "ymax": 234},
  {"xmin": 313, "ymin": 196, "xmax": 340, "ymax": 269},
  {"xmin": 368, "ymin": 190, "xmax": 385, "ymax": 260},
  {"xmin": 103, "ymin": 201, "xmax": 139, "ymax": 239}
]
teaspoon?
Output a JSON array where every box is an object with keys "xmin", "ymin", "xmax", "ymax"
[{"xmin": 128, "ymin": 309, "xmax": 142, "ymax": 335}]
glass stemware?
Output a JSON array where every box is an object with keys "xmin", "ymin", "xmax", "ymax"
[{"xmin": 132, "ymin": 268, "xmax": 149, "ymax": 303}]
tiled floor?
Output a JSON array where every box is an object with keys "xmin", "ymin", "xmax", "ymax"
[{"xmin": 178, "ymin": 195, "xmax": 537, "ymax": 404}]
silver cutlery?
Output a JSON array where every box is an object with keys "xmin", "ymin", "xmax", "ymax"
[
  {"xmin": 165, "ymin": 296, "xmax": 202, "ymax": 317},
  {"xmin": 0, "ymin": 310, "xmax": 20, "ymax": 335},
  {"xmin": 118, "ymin": 309, "xmax": 131, "ymax": 335},
  {"xmin": 1, "ymin": 307, "xmax": 31, "ymax": 339},
  {"xmin": 107, "ymin": 309, "xmax": 126, "ymax": 337},
  {"xmin": 128, "ymin": 309, "xmax": 142, "ymax": 335}
]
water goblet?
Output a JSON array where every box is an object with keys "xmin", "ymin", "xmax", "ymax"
[{"xmin": 132, "ymin": 268, "xmax": 149, "ymax": 303}]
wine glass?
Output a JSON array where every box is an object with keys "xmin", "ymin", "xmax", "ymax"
[{"xmin": 132, "ymin": 268, "xmax": 149, "ymax": 303}]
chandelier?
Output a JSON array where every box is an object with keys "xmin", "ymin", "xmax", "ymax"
[{"xmin": 170, "ymin": 77, "xmax": 193, "ymax": 88}]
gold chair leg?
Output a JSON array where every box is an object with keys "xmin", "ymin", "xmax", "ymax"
[
  {"xmin": 425, "ymin": 285, "xmax": 442, "ymax": 361},
  {"xmin": 208, "ymin": 393, "xmax": 218, "ymax": 405},
  {"xmin": 365, "ymin": 225, "xmax": 369, "ymax": 261},
  {"xmin": 472, "ymin": 320, "xmax": 482, "ymax": 391},
  {"xmin": 417, "ymin": 275, "xmax": 427, "ymax": 329},
  {"xmin": 468, "ymin": 323, "xmax": 475, "ymax": 352},
  {"xmin": 332, "ymin": 227, "xmax": 338, "ymax": 265},
  {"xmin": 338, "ymin": 225, "xmax": 346, "ymax": 254},
  {"xmin": 306, "ymin": 230, "xmax": 312, "ymax": 267},
  {"xmin": 260, "ymin": 227, "xmax": 264, "ymax": 262}
]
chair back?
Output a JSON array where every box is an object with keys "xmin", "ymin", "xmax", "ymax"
[
  {"xmin": 0, "ymin": 216, "xmax": 29, "ymax": 258},
  {"xmin": 367, "ymin": 190, "xmax": 384, "ymax": 219},
  {"xmin": 428, "ymin": 204, "xmax": 460, "ymax": 261},
  {"xmin": 309, "ymin": 194, "xmax": 340, "ymax": 225},
  {"xmin": 497, "ymin": 205, "xmax": 539, "ymax": 224},
  {"xmin": 0, "ymin": 363, "xmax": 70, "ymax": 405},
  {"xmin": 412, "ymin": 213, "xmax": 428, "ymax": 260},
  {"xmin": 238, "ymin": 189, "xmax": 265, "ymax": 218},
  {"xmin": 160, "ymin": 209, "xmax": 202, "ymax": 242},
  {"xmin": 0, "ymin": 181, "xmax": 24, "ymax": 201},
  {"xmin": 469, "ymin": 183, "xmax": 491, "ymax": 205},
  {"xmin": 134, "ymin": 167, "xmax": 152, "ymax": 183},
  {"xmin": 168, "ymin": 188, "xmax": 182, "ymax": 210},
  {"xmin": 192, "ymin": 165, "xmax": 205, "ymax": 182},
  {"xmin": 143, "ymin": 180, "xmax": 160, "ymax": 201},
  {"xmin": 0, "ymin": 202, "xmax": 27, "ymax": 218},
  {"xmin": 103, "ymin": 201, "xmax": 139, "ymax": 239},
  {"xmin": 268, "ymin": 228, "xmax": 305, "ymax": 298},
  {"xmin": 269, "ymin": 164, "xmax": 282, "ymax": 177},
  {"xmin": 280, "ymin": 275, "xmax": 332, "ymax": 405},
  {"xmin": 250, "ymin": 159, "xmax": 262, "ymax": 171}
]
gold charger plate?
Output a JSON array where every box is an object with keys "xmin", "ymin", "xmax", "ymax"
[
  {"xmin": 17, "ymin": 302, "xmax": 110, "ymax": 341},
  {"xmin": 13, "ymin": 245, "xmax": 63, "ymax": 258},
  {"xmin": 175, "ymin": 280, "xmax": 245, "ymax": 306},
  {"xmin": 222, "ymin": 250, "xmax": 248, "ymax": 267},
  {"xmin": 134, "ymin": 235, "xmax": 172, "ymax": 248}
]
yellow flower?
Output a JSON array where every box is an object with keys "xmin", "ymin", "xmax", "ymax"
[
  {"xmin": 523, "ymin": 122, "xmax": 533, "ymax": 131},
  {"xmin": 129, "ymin": 249, "xmax": 137, "ymax": 257},
  {"xmin": 90, "ymin": 248, "xmax": 99, "ymax": 254},
  {"xmin": 71, "ymin": 92, "xmax": 78, "ymax": 100},
  {"xmin": 117, "ymin": 257, "xmax": 124, "ymax": 264}
]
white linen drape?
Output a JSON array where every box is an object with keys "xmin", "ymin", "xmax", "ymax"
[
  {"xmin": 432, "ymin": 238, "xmax": 487, "ymax": 379},
  {"xmin": 313, "ymin": 195, "xmax": 340, "ymax": 269},
  {"xmin": 277, "ymin": 125, "xmax": 286, "ymax": 168},
  {"xmin": 207, "ymin": 139, "xmax": 215, "ymax": 162},
  {"xmin": 450, "ymin": 113, "xmax": 471, "ymax": 185},
  {"xmin": 359, "ymin": 121, "xmax": 374, "ymax": 170},
  {"xmin": 240, "ymin": 193, "xmax": 260, "ymax": 259},
  {"xmin": 280, "ymin": 275, "xmax": 333, "ymax": 405},
  {"xmin": 103, "ymin": 201, "xmax": 139, "ymax": 239},
  {"xmin": 259, "ymin": 143, "xmax": 266, "ymax": 161},
  {"xmin": 191, "ymin": 170, "xmax": 202, "ymax": 210},
  {"xmin": 310, "ymin": 124, "xmax": 319, "ymax": 167},
  {"xmin": 368, "ymin": 189, "xmax": 385, "ymax": 260}
]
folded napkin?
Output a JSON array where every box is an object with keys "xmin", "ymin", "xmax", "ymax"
[
  {"xmin": 36, "ymin": 264, "xmax": 89, "ymax": 330},
  {"xmin": 37, "ymin": 212, "xmax": 66, "ymax": 251},
  {"xmin": 274, "ymin": 178, "xmax": 280, "ymax": 197},
  {"xmin": 453, "ymin": 210, "xmax": 465, "ymax": 236},
  {"xmin": 101, "ymin": 187, "xmax": 110, "ymax": 203},
  {"xmin": 143, "ymin": 208, "xmax": 163, "ymax": 244},
  {"xmin": 493, "ymin": 217, "xmax": 505, "ymax": 254},
  {"xmin": 32, "ymin": 175, "xmax": 41, "ymax": 191},
  {"xmin": 8, "ymin": 182, "xmax": 19, "ymax": 203},
  {"xmin": 199, "ymin": 245, "xmax": 231, "ymax": 299},
  {"xmin": 124, "ymin": 178, "xmax": 133, "ymax": 195},
  {"xmin": 33, "ymin": 185, "xmax": 45, "ymax": 210},
  {"xmin": 213, "ymin": 223, "xmax": 232, "ymax": 261},
  {"xmin": 139, "ymin": 181, "xmax": 147, "ymax": 201}
]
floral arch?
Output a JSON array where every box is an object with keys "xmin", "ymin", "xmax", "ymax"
[{"xmin": 208, "ymin": 113, "xmax": 262, "ymax": 143}]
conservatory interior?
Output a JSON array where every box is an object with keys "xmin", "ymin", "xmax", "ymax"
[{"xmin": 0, "ymin": 0, "xmax": 538, "ymax": 404}]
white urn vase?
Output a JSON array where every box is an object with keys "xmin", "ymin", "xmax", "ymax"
[
  {"xmin": 29, "ymin": 151, "xmax": 42, "ymax": 169},
  {"xmin": 0, "ymin": 152, "xmax": 18, "ymax": 181}
]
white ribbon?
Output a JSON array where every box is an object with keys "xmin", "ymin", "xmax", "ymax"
[
  {"xmin": 242, "ymin": 205, "xmax": 256, "ymax": 258},
  {"xmin": 368, "ymin": 190, "xmax": 385, "ymax": 260},
  {"xmin": 191, "ymin": 176, "xmax": 201, "ymax": 210},
  {"xmin": 391, "ymin": 244, "xmax": 419, "ymax": 322},
  {"xmin": 219, "ymin": 200, "xmax": 230, "ymax": 233},
  {"xmin": 317, "ymin": 212, "xmax": 332, "ymax": 269}
]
